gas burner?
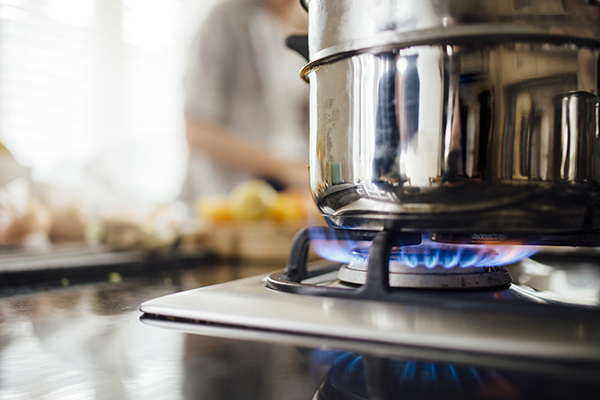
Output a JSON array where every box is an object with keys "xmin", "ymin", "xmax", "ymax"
[
  {"xmin": 266, "ymin": 227, "xmax": 527, "ymax": 300},
  {"xmin": 337, "ymin": 247, "xmax": 511, "ymax": 289}
]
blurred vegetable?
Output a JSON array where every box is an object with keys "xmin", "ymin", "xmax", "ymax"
[
  {"xmin": 195, "ymin": 179, "xmax": 309, "ymax": 223},
  {"xmin": 50, "ymin": 205, "xmax": 86, "ymax": 243},
  {"xmin": 194, "ymin": 195, "xmax": 235, "ymax": 222},
  {"xmin": 230, "ymin": 179, "xmax": 278, "ymax": 220},
  {"xmin": 2, "ymin": 199, "xmax": 52, "ymax": 246},
  {"xmin": 270, "ymin": 192, "xmax": 306, "ymax": 221},
  {"xmin": 88, "ymin": 203, "xmax": 186, "ymax": 251}
]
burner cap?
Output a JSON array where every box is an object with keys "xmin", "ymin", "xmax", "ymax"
[{"xmin": 337, "ymin": 249, "xmax": 512, "ymax": 289}]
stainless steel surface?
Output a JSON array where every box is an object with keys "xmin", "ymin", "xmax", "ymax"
[
  {"xmin": 142, "ymin": 316, "xmax": 600, "ymax": 382},
  {"xmin": 140, "ymin": 268, "xmax": 600, "ymax": 361},
  {"xmin": 142, "ymin": 316, "xmax": 600, "ymax": 396},
  {"xmin": 302, "ymin": 0, "xmax": 600, "ymax": 62},
  {"xmin": 307, "ymin": 42, "xmax": 600, "ymax": 231}
]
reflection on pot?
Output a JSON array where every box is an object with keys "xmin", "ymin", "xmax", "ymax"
[{"xmin": 307, "ymin": 43, "xmax": 600, "ymax": 232}]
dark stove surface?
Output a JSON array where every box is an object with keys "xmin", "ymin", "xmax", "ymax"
[{"xmin": 314, "ymin": 352, "xmax": 600, "ymax": 400}]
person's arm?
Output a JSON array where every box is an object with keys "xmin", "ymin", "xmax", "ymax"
[{"xmin": 185, "ymin": 116, "xmax": 308, "ymax": 188}]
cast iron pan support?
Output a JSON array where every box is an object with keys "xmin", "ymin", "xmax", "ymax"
[
  {"xmin": 363, "ymin": 230, "xmax": 394, "ymax": 297},
  {"xmin": 275, "ymin": 227, "xmax": 421, "ymax": 300}
]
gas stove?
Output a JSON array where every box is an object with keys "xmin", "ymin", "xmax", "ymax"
[{"xmin": 140, "ymin": 226, "xmax": 600, "ymax": 369}]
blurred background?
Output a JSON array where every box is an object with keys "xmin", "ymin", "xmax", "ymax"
[
  {"xmin": 0, "ymin": 4, "xmax": 323, "ymax": 396},
  {"xmin": 0, "ymin": 0, "xmax": 221, "ymax": 207},
  {"xmin": 0, "ymin": 0, "xmax": 316, "ymax": 257}
]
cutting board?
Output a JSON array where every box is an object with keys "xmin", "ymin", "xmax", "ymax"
[{"xmin": 202, "ymin": 221, "xmax": 309, "ymax": 263}]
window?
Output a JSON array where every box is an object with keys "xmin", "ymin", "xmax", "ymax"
[{"xmin": 0, "ymin": 0, "xmax": 215, "ymax": 206}]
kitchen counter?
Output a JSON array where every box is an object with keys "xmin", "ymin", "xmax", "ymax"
[
  {"xmin": 0, "ymin": 258, "xmax": 599, "ymax": 399},
  {"xmin": 0, "ymin": 261, "xmax": 324, "ymax": 399}
]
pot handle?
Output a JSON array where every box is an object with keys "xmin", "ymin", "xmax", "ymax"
[{"xmin": 286, "ymin": 34, "xmax": 309, "ymax": 61}]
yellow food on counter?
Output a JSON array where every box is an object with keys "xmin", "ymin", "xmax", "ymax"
[
  {"xmin": 230, "ymin": 179, "xmax": 278, "ymax": 220},
  {"xmin": 270, "ymin": 192, "xmax": 306, "ymax": 221},
  {"xmin": 194, "ymin": 195, "xmax": 235, "ymax": 222},
  {"xmin": 191, "ymin": 180, "xmax": 326, "ymax": 262},
  {"xmin": 195, "ymin": 179, "xmax": 308, "ymax": 223}
]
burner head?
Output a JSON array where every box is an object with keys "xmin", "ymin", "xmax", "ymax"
[
  {"xmin": 317, "ymin": 238, "xmax": 525, "ymax": 289},
  {"xmin": 337, "ymin": 262, "xmax": 511, "ymax": 289},
  {"xmin": 337, "ymin": 247, "xmax": 511, "ymax": 289},
  {"xmin": 338, "ymin": 245, "xmax": 515, "ymax": 289}
]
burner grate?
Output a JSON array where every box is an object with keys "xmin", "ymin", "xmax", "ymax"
[{"xmin": 265, "ymin": 227, "xmax": 512, "ymax": 300}]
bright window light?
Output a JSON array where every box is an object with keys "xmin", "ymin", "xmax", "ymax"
[
  {"xmin": 45, "ymin": 0, "xmax": 96, "ymax": 28},
  {"xmin": 121, "ymin": 0, "xmax": 180, "ymax": 50},
  {"xmin": 0, "ymin": 0, "xmax": 210, "ymax": 206},
  {"xmin": 0, "ymin": 5, "xmax": 28, "ymax": 20}
]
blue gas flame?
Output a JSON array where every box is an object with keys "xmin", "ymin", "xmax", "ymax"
[{"xmin": 311, "ymin": 233, "xmax": 537, "ymax": 269}]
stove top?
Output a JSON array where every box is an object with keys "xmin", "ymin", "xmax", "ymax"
[
  {"xmin": 140, "ymin": 263, "xmax": 600, "ymax": 359},
  {"xmin": 140, "ymin": 226, "xmax": 600, "ymax": 386}
]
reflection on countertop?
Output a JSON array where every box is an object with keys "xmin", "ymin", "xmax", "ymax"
[{"xmin": 0, "ymin": 262, "xmax": 322, "ymax": 400}]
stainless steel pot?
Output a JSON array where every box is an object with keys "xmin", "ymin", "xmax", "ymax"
[
  {"xmin": 301, "ymin": 0, "xmax": 600, "ymax": 62},
  {"xmin": 302, "ymin": 0, "xmax": 600, "ymax": 233}
]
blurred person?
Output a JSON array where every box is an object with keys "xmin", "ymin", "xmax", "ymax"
[{"xmin": 180, "ymin": 0, "xmax": 309, "ymax": 203}]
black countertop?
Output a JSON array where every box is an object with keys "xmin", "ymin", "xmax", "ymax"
[
  {"xmin": 0, "ymin": 259, "xmax": 599, "ymax": 399},
  {"xmin": 0, "ymin": 262, "xmax": 325, "ymax": 399}
]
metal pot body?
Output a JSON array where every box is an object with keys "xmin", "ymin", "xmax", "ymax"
[{"xmin": 307, "ymin": 42, "xmax": 600, "ymax": 232}]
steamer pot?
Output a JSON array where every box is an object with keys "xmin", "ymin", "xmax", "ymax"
[
  {"xmin": 301, "ymin": 0, "xmax": 600, "ymax": 62},
  {"xmin": 301, "ymin": 0, "xmax": 600, "ymax": 232}
]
